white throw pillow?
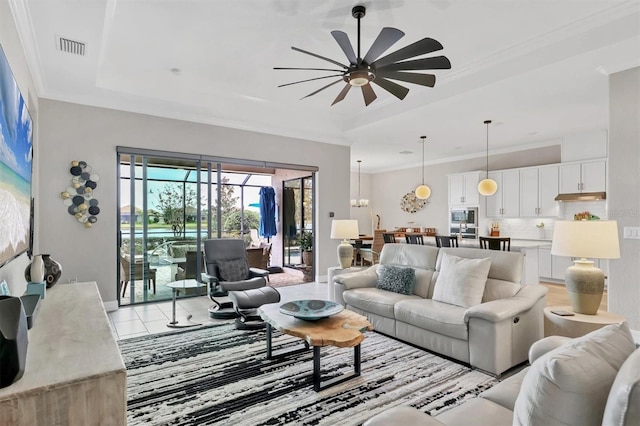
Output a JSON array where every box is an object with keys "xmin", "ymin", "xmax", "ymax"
[
  {"xmin": 432, "ymin": 253, "xmax": 491, "ymax": 307},
  {"xmin": 513, "ymin": 322, "xmax": 636, "ymax": 426}
]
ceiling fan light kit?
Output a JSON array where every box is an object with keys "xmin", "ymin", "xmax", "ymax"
[
  {"xmin": 478, "ymin": 119, "xmax": 498, "ymax": 196},
  {"xmin": 415, "ymin": 135, "xmax": 431, "ymax": 200},
  {"xmin": 275, "ymin": 5, "xmax": 451, "ymax": 106}
]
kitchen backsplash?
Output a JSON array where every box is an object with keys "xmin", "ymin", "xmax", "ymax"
[{"xmin": 488, "ymin": 200, "xmax": 608, "ymax": 240}]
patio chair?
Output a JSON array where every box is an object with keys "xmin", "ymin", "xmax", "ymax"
[
  {"xmin": 202, "ymin": 239, "xmax": 280, "ymax": 329},
  {"xmin": 120, "ymin": 254, "xmax": 156, "ymax": 297}
]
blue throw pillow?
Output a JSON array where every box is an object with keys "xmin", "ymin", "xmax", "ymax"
[{"xmin": 377, "ymin": 265, "xmax": 416, "ymax": 295}]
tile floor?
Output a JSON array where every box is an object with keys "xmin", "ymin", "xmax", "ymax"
[{"xmin": 108, "ymin": 282, "xmax": 328, "ymax": 340}]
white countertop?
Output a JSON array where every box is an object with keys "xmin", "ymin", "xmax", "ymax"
[{"xmin": 424, "ymin": 238, "xmax": 551, "ymax": 251}]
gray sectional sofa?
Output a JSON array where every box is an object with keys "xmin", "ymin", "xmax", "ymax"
[{"xmin": 333, "ymin": 244, "xmax": 548, "ymax": 376}]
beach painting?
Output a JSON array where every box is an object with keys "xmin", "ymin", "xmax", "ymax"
[{"xmin": 0, "ymin": 45, "xmax": 33, "ymax": 266}]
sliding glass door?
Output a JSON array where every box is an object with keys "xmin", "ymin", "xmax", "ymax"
[
  {"xmin": 282, "ymin": 176, "xmax": 314, "ymax": 267},
  {"xmin": 117, "ymin": 152, "xmax": 278, "ymax": 306}
]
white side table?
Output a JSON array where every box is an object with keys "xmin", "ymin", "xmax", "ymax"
[
  {"xmin": 544, "ymin": 305, "xmax": 626, "ymax": 338},
  {"xmin": 327, "ymin": 266, "xmax": 366, "ymax": 302},
  {"xmin": 167, "ymin": 279, "xmax": 206, "ymax": 328}
]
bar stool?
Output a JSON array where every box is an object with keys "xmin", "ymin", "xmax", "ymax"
[
  {"xmin": 434, "ymin": 235, "xmax": 459, "ymax": 248},
  {"xmin": 479, "ymin": 236, "xmax": 511, "ymax": 251},
  {"xmin": 405, "ymin": 233, "xmax": 424, "ymax": 245},
  {"xmin": 383, "ymin": 233, "xmax": 397, "ymax": 243}
]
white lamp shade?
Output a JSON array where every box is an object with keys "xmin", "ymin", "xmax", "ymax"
[
  {"xmin": 415, "ymin": 184, "xmax": 431, "ymax": 200},
  {"xmin": 551, "ymin": 220, "xmax": 620, "ymax": 259},
  {"xmin": 330, "ymin": 219, "xmax": 360, "ymax": 240},
  {"xmin": 477, "ymin": 178, "xmax": 498, "ymax": 196}
]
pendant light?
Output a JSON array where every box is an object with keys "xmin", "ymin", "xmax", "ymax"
[
  {"xmin": 351, "ymin": 160, "xmax": 369, "ymax": 207},
  {"xmin": 414, "ymin": 135, "xmax": 431, "ymax": 199},
  {"xmin": 477, "ymin": 120, "xmax": 498, "ymax": 196}
]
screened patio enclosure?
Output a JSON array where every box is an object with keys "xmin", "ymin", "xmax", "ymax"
[{"xmin": 117, "ymin": 149, "xmax": 315, "ymax": 306}]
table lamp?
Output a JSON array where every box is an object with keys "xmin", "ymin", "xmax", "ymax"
[
  {"xmin": 330, "ymin": 220, "xmax": 359, "ymax": 269},
  {"xmin": 551, "ymin": 220, "xmax": 620, "ymax": 314}
]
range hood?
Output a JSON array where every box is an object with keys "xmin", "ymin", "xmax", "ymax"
[{"xmin": 554, "ymin": 192, "xmax": 606, "ymax": 202}]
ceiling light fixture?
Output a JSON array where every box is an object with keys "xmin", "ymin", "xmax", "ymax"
[
  {"xmin": 478, "ymin": 120, "xmax": 498, "ymax": 196},
  {"xmin": 351, "ymin": 160, "xmax": 369, "ymax": 208},
  {"xmin": 274, "ymin": 5, "xmax": 451, "ymax": 106},
  {"xmin": 415, "ymin": 136, "xmax": 431, "ymax": 200}
]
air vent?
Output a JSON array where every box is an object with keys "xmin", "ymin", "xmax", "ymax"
[
  {"xmin": 57, "ymin": 37, "xmax": 86, "ymax": 56},
  {"xmin": 399, "ymin": 151, "xmax": 413, "ymax": 155}
]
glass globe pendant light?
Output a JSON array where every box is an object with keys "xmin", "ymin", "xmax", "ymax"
[
  {"xmin": 415, "ymin": 135, "xmax": 431, "ymax": 199},
  {"xmin": 351, "ymin": 160, "xmax": 369, "ymax": 207},
  {"xmin": 478, "ymin": 120, "xmax": 498, "ymax": 196}
]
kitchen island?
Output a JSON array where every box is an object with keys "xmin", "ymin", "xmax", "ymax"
[{"xmin": 422, "ymin": 237, "xmax": 551, "ymax": 285}]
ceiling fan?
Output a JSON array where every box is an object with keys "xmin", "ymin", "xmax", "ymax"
[{"xmin": 274, "ymin": 5, "xmax": 451, "ymax": 106}]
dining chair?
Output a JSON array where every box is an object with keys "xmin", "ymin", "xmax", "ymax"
[
  {"xmin": 405, "ymin": 233, "xmax": 424, "ymax": 245},
  {"xmin": 479, "ymin": 236, "xmax": 511, "ymax": 251},
  {"xmin": 434, "ymin": 235, "xmax": 459, "ymax": 248},
  {"xmin": 360, "ymin": 229, "xmax": 386, "ymax": 265},
  {"xmin": 383, "ymin": 232, "xmax": 397, "ymax": 243}
]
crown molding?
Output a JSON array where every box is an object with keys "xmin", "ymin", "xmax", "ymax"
[{"xmin": 8, "ymin": 0, "xmax": 45, "ymax": 95}]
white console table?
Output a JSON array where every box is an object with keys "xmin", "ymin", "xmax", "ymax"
[{"xmin": 0, "ymin": 282, "xmax": 127, "ymax": 425}]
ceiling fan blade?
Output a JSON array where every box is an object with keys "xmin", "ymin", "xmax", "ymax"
[
  {"xmin": 278, "ymin": 74, "xmax": 344, "ymax": 88},
  {"xmin": 376, "ymin": 71, "xmax": 436, "ymax": 87},
  {"xmin": 376, "ymin": 55, "xmax": 451, "ymax": 72},
  {"xmin": 274, "ymin": 67, "xmax": 346, "ymax": 72},
  {"xmin": 331, "ymin": 83, "xmax": 352, "ymax": 105},
  {"xmin": 301, "ymin": 79, "xmax": 344, "ymax": 100},
  {"xmin": 331, "ymin": 31, "xmax": 357, "ymax": 65},
  {"xmin": 363, "ymin": 27, "xmax": 405, "ymax": 64},
  {"xmin": 361, "ymin": 84, "xmax": 377, "ymax": 106},
  {"xmin": 291, "ymin": 46, "xmax": 349, "ymax": 69},
  {"xmin": 371, "ymin": 38, "xmax": 444, "ymax": 68},
  {"xmin": 371, "ymin": 77, "xmax": 410, "ymax": 100}
]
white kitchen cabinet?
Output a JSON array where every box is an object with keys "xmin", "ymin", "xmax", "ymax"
[
  {"xmin": 559, "ymin": 160, "xmax": 606, "ymax": 193},
  {"xmin": 552, "ymin": 255, "xmax": 574, "ymax": 280},
  {"xmin": 539, "ymin": 246, "xmax": 606, "ymax": 284},
  {"xmin": 485, "ymin": 170, "xmax": 519, "ymax": 217},
  {"xmin": 538, "ymin": 247, "xmax": 552, "ymax": 279},
  {"xmin": 520, "ymin": 165, "xmax": 559, "ymax": 217},
  {"xmin": 449, "ymin": 172, "xmax": 480, "ymax": 206}
]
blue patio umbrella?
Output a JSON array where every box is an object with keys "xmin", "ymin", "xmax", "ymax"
[{"xmin": 259, "ymin": 187, "xmax": 277, "ymax": 238}]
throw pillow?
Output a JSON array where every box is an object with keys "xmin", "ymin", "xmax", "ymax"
[
  {"xmin": 513, "ymin": 323, "xmax": 636, "ymax": 426},
  {"xmin": 432, "ymin": 253, "xmax": 491, "ymax": 307},
  {"xmin": 377, "ymin": 265, "xmax": 416, "ymax": 295},
  {"xmin": 217, "ymin": 259, "xmax": 249, "ymax": 282}
]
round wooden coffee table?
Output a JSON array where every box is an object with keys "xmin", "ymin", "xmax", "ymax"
[{"xmin": 258, "ymin": 302, "xmax": 373, "ymax": 391}]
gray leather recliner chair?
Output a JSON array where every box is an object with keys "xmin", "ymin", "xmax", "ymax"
[{"xmin": 202, "ymin": 239, "xmax": 280, "ymax": 329}]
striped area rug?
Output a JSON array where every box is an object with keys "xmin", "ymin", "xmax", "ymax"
[{"xmin": 119, "ymin": 323, "xmax": 498, "ymax": 425}]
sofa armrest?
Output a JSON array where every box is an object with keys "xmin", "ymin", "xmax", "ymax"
[
  {"xmin": 364, "ymin": 406, "xmax": 444, "ymax": 426},
  {"xmin": 334, "ymin": 266, "xmax": 378, "ymax": 290},
  {"xmin": 528, "ymin": 335, "xmax": 572, "ymax": 364},
  {"xmin": 464, "ymin": 284, "xmax": 548, "ymax": 323}
]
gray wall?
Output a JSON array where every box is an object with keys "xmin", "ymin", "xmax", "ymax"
[
  {"xmin": 37, "ymin": 99, "xmax": 350, "ymax": 308},
  {"xmin": 608, "ymin": 66, "xmax": 640, "ymax": 330}
]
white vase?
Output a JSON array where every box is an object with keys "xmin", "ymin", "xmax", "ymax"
[{"xmin": 30, "ymin": 255, "xmax": 45, "ymax": 283}]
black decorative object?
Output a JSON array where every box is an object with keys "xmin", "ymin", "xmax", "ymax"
[
  {"xmin": 25, "ymin": 254, "xmax": 63, "ymax": 288},
  {"xmin": 60, "ymin": 160, "xmax": 100, "ymax": 227},
  {"xmin": 0, "ymin": 296, "xmax": 28, "ymax": 388}
]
